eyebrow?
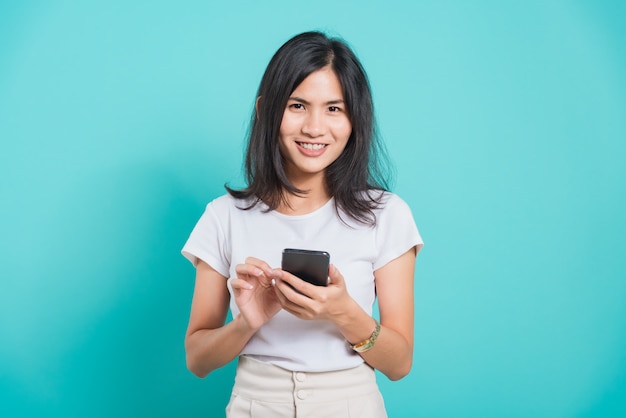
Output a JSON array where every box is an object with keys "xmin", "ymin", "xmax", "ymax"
[{"xmin": 289, "ymin": 96, "xmax": 345, "ymax": 105}]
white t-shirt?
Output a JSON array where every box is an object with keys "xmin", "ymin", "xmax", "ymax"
[{"xmin": 182, "ymin": 191, "xmax": 423, "ymax": 372}]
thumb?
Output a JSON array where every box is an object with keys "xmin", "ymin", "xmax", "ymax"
[{"xmin": 328, "ymin": 264, "xmax": 344, "ymax": 285}]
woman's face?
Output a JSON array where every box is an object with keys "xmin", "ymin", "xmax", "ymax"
[{"xmin": 278, "ymin": 66, "xmax": 352, "ymax": 184}]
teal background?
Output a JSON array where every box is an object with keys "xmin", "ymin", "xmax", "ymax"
[{"xmin": 1, "ymin": 1, "xmax": 625, "ymax": 417}]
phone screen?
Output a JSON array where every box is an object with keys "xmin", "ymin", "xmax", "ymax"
[{"xmin": 281, "ymin": 248, "xmax": 330, "ymax": 286}]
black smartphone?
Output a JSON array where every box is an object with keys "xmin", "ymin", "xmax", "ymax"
[{"xmin": 281, "ymin": 248, "xmax": 330, "ymax": 286}]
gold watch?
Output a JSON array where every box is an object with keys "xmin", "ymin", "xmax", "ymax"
[{"xmin": 351, "ymin": 320, "xmax": 381, "ymax": 353}]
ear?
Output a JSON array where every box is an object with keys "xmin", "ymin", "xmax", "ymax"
[{"xmin": 255, "ymin": 96, "xmax": 262, "ymax": 116}]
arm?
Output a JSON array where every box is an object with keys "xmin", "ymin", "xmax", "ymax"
[
  {"xmin": 184, "ymin": 259, "xmax": 280, "ymax": 378},
  {"xmin": 356, "ymin": 248, "xmax": 416, "ymax": 380},
  {"xmin": 273, "ymin": 247, "xmax": 417, "ymax": 381}
]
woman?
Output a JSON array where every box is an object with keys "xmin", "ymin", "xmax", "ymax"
[{"xmin": 182, "ymin": 31, "xmax": 423, "ymax": 417}]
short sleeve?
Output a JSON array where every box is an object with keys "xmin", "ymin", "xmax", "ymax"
[
  {"xmin": 181, "ymin": 198, "xmax": 231, "ymax": 278},
  {"xmin": 373, "ymin": 194, "xmax": 423, "ymax": 271}
]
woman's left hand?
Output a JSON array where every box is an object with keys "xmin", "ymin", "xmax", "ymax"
[{"xmin": 273, "ymin": 264, "xmax": 355, "ymax": 322}]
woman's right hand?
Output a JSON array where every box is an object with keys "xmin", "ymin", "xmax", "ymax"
[
  {"xmin": 185, "ymin": 259, "xmax": 279, "ymax": 377},
  {"xmin": 232, "ymin": 257, "xmax": 281, "ymax": 331}
]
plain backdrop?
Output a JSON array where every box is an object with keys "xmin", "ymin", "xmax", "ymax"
[{"xmin": 1, "ymin": 1, "xmax": 625, "ymax": 417}]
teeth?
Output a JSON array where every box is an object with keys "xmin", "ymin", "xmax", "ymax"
[{"xmin": 300, "ymin": 143, "xmax": 325, "ymax": 150}]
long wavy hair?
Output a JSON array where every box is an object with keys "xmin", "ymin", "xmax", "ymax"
[{"xmin": 226, "ymin": 31, "xmax": 393, "ymax": 225}]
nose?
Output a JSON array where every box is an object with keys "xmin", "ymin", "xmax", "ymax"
[{"xmin": 301, "ymin": 110, "xmax": 325, "ymax": 137}]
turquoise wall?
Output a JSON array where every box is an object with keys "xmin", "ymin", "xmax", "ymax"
[{"xmin": 1, "ymin": 1, "xmax": 625, "ymax": 417}]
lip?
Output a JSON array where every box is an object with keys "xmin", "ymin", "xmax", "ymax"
[{"xmin": 296, "ymin": 141, "xmax": 328, "ymax": 157}]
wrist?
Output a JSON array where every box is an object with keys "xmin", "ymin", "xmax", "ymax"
[
  {"xmin": 234, "ymin": 313, "xmax": 261, "ymax": 336},
  {"xmin": 333, "ymin": 300, "xmax": 379, "ymax": 345},
  {"xmin": 349, "ymin": 319, "xmax": 381, "ymax": 353},
  {"xmin": 332, "ymin": 297, "xmax": 362, "ymax": 329}
]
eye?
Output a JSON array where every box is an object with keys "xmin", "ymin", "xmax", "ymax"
[
  {"xmin": 328, "ymin": 106, "xmax": 342, "ymax": 112},
  {"xmin": 290, "ymin": 103, "xmax": 305, "ymax": 110}
]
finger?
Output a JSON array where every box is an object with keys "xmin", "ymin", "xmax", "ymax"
[
  {"xmin": 273, "ymin": 281, "xmax": 308, "ymax": 318},
  {"xmin": 328, "ymin": 264, "xmax": 344, "ymax": 285},
  {"xmin": 272, "ymin": 281, "xmax": 288, "ymax": 304},
  {"xmin": 230, "ymin": 278, "xmax": 254, "ymax": 290},
  {"xmin": 272, "ymin": 273, "xmax": 295, "ymax": 298},
  {"xmin": 274, "ymin": 275, "xmax": 319, "ymax": 310},
  {"xmin": 275, "ymin": 269, "xmax": 314, "ymax": 297},
  {"xmin": 235, "ymin": 263, "xmax": 264, "ymax": 278},
  {"xmin": 245, "ymin": 257, "xmax": 275, "ymax": 276},
  {"xmin": 272, "ymin": 281, "xmax": 300, "ymax": 313}
]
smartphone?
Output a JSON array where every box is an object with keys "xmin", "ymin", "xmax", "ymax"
[{"xmin": 281, "ymin": 248, "xmax": 330, "ymax": 286}]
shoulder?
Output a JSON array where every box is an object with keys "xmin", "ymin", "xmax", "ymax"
[
  {"xmin": 339, "ymin": 190, "xmax": 414, "ymax": 228},
  {"xmin": 207, "ymin": 193, "xmax": 258, "ymax": 213},
  {"xmin": 373, "ymin": 191, "xmax": 412, "ymax": 214},
  {"xmin": 207, "ymin": 193, "xmax": 237, "ymax": 210},
  {"xmin": 370, "ymin": 192, "xmax": 418, "ymax": 233}
]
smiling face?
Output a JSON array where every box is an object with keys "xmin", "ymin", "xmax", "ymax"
[{"xmin": 278, "ymin": 66, "xmax": 352, "ymax": 188}]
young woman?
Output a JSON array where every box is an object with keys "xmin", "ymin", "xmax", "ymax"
[{"xmin": 182, "ymin": 31, "xmax": 423, "ymax": 417}]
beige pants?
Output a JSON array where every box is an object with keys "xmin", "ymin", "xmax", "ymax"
[{"xmin": 226, "ymin": 355, "xmax": 388, "ymax": 418}]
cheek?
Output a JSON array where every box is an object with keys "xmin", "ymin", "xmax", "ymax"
[
  {"xmin": 279, "ymin": 112, "xmax": 298, "ymax": 136},
  {"xmin": 277, "ymin": 134, "xmax": 289, "ymax": 159},
  {"xmin": 338, "ymin": 122, "xmax": 352, "ymax": 143},
  {"xmin": 278, "ymin": 120, "xmax": 294, "ymax": 152},
  {"xmin": 345, "ymin": 126, "xmax": 353, "ymax": 140}
]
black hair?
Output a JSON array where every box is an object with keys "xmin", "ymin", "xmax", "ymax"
[{"xmin": 226, "ymin": 31, "xmax": 393, "ymax": 225}]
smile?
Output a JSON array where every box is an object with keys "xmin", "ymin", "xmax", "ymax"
[{"xmin": 297, "ymin": 142, "xmax": 327, "ymax": 151}]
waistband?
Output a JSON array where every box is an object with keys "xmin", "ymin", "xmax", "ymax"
[{"xmin": 233, "ymin": 355, "xmax": 379, "ymax": 404}]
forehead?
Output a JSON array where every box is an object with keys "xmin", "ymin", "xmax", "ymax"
[{"xmin": 291, "ymin": 67, "xmax": 344, "ymax": 98}]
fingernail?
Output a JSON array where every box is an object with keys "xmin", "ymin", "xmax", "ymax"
[
  {"xmin": 254, "ymin": 269, "xmax": 263, "ymax": 276},
  {"xmin": 271, "ymin": 278, "xmax": 276, "ymax": 286}
]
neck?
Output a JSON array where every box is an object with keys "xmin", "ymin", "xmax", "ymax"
[{"xmin": 277, "ymin": 174, "xmax": 331, "ymax": 216}]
